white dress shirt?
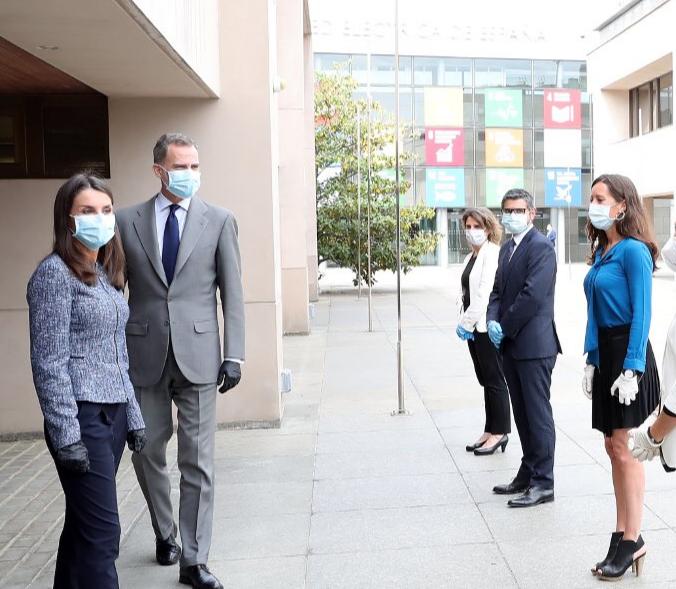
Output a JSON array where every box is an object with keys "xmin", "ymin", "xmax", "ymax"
[
  {"xmin": 509, "ymin": 225, "xmax": 534, "ymax": 260},
  {"xmin": 154, "ymin": 192, "xmax": 191, "ymax": 255},
  {"xmin": 154, "ymin": 192, "xmax": 243, "ymax": 365}
]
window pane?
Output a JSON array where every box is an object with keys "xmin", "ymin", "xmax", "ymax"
[
  {"xmin": 533, "ymin": 61, "xmax": 558, "ymax": 88},
  {"xmin": 474, "ymin": 59, "xmax": 532, "ymax": 88},
  {"xmin": 314, "ymin": 53, "xmax": 351, "ymax": 75},
  {"xmin": 660, "ymin": 72, "xmax": 673, "ymax": 128},
  {"xmin": 581, "ymin": 92, "xmax": 592, "ymax": 128},
  {"xmin": 413, "ymin": 57, "xmax": 471, "ymax": 86},
  {"xmin": 533, "ymin": 89, "xmax": 544, "ymax": 127},
  {"xmin": 370, "ymin": 55, "xmax": 412, "ymax": 85},
  {"xmin": 370, "ymin": 87, "xmax": 413, "ymax": 124},
  {"xmin": 534, "ymin": 129, "xmax": 544, "ymax": 167},
  {"xmin": 560, "ymin": 61, "xmax": 587, "ymax": 90},
  {"xmin": 43, "ymin": 103, "xmax": 109, "ymax": 177},
  {"xmin": 0, "ymin": 114, "xmax": 16, "ymax": 163},
  {"xmin": 638, "ymin": 83, "xmax": 651, "ymax": 135},
  {"xmin": 582, "ymin": 130, "xmax": 592, "ymax": 168},
  {"xmin": 350, "ymin": 54, "xmax": 369, "ymax": 84}
]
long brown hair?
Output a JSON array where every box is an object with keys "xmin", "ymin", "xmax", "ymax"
[
  {"xmin": 462, "ymin": 207, "xmax": 502, "ymax": 245},
  {"xmin": 586, "ymin": 174, "xmax": 659, "ymax": 269},
  {"xmin": 53, "ymin": 173, "xmax": 126, "ymax": 288}
]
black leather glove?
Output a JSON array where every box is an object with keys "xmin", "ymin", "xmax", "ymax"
[
  {"xmin": 56, "ymin": 440, "xmax": 90, "ymax": 473},
  {"xmin": 127, "ymin": 428, "xmax": 146, "ymax": 453},
  {"xmin": 218, "ymin": 361, "xmax": 242, "ymax": 393}
]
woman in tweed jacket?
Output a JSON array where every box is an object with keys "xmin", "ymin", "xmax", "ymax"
[{"xmin": 27, "ymin": 174, "xmax": 145, "ymax": 589}]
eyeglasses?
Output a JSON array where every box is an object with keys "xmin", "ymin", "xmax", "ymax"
[{"xmin": 501, "ymin": 208, "xmax": 527, "ymax": 215}]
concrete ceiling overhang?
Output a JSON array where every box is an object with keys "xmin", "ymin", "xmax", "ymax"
[
  {"xmin": 603, "ymin": 54, "xmax": 672, "ymax": 90},
  {"xmin": 0, "ymin": 0, "xmax": 218, "ymax": 98}
]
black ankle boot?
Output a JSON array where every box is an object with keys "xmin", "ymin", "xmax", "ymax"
[
  {"xmin": 591, "ymin": 531, "xmax": 623, "ymax": 576},
  {"xmin": 597, "ymin": 535, "xmax": 646, "ymax": 580}
]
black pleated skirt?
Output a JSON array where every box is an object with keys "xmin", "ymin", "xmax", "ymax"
[{"xmin": 591, "ymin": 324, "xmax": 660, "ymax": 437}]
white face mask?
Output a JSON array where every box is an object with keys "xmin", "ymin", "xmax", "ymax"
[{"xmin": 465, "ymin": 228, "xmax": 488, "ymax": 247}]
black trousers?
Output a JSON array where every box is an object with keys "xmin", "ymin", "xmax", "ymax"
[
  {"xmin": 467, "ymin": 331, "xmax": 511, "ymax": 435},
  {"xmin": 46, "ymin": 402, "xmax": 127, "ymax": 589},
  {"xmin": 501, "ymin": 349, "xmax": 557, "ymax": 489}
]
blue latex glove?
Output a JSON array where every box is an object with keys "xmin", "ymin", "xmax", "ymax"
[
  {"xmin": 487, "ymin": 320, "xmax": 503, "ymax": 348},
  {"xmin": 456, "ymin": 325, "xmax": 474, "ymax": 341}
]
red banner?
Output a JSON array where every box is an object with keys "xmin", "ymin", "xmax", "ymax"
[
  {"xmin": 544, "ymin": 89, "xmax": 581, "ymax": 129},
  {"xmin": 424, "ymin": 128, "xmax": 464, "ymax": 166}
]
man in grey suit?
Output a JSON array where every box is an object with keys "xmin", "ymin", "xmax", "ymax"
[{"xmin": 117, "ymin": 133, "xmax": 245, "ymax": 589}]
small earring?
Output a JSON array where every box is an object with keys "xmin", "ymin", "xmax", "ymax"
[{"xmin": 615, "ymin": 210, "xmax": 626, "ymax": 221}]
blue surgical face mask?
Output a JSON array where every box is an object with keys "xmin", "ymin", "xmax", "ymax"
[
  {"xmin": 588, "ymin": 203, "xmax": 617, "ymax": 231},
  {"xmin": 501, "ymin": 212, "xmax": 530, "ymax": 235},
  {"xmin": 161, "ymin": 167, "xmax": 200, "ymax": 199},
  {"xmin": 71, "ymin": 213, "xmax": 116, "ymax": 251}
]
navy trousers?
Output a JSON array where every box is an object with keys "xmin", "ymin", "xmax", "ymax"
[
  {"xmin": 46, "ymin": 402, "xmax": 127, "ymax": 589},
  {"xmin": 502, "ymin": 350, "xmax": 557, "ymax": 489}
]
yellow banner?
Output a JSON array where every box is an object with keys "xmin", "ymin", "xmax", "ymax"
[
  {"xmin": 485, "ymin": 128, "xmax": 523, "ymax": 168},
  {"xmin": 423, "ymin": 87, "xmax": 463, "ymax": 127}
]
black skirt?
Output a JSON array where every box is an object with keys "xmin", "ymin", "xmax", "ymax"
[{"xmin": 591, "ymin": 324, "xmax": 660, "ymax": 437}]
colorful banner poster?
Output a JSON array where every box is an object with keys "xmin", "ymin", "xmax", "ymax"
[
  {"xmin": 425, "ymin": 168, "xmax": 465, "ymax": 208},
  {"xmin": 423, "ymin": 87, "xmax": 463, "ymax": 127},
  {"xmin": 545, "ymin": 168, "xmax": 582, "ymax": 207},
  {"xmin": 425, "ymin": 128, "xmax": 464, "ymax": 166},
  {"xmin": 486, "ymin": 128, "xmax": 523, "ymax": 167},
  {"xmin": 484, "ymin": 89, "xmax": 523, "ymax": 127},
  {"xmin": 485, "ymin": 168, "xmax": 525, "ymax": 208},
  {"xmin": 543, "ymin": 129, "xmax": 581, "ymax": 168},
  {"xmin": 544, "ymin": 89, "xmax": 581, "ymax": 129}
]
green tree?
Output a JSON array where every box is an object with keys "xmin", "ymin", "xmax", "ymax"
[{"xmin": 315, "ymin": 68, "xmax": 438, "ymax": 286}]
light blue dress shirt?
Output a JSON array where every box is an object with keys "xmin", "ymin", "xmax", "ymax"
[{"xmin": 583, "ymin": 237, "xmax": 653, "ymax": 371}]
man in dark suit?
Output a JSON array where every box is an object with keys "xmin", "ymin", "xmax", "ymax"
[{"xmin": 487, "ymin": 188, "xmax": 561, "ymax": 508}]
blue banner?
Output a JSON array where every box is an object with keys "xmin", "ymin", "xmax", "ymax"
[
  {"xmin": 425, "ymin": 168, "xmax": 465, "ymax": 208},
  {"xmin": 545, "ymin": 168, "xmax": 582, "ymax": 207}
]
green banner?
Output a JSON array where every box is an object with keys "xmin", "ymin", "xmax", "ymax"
[
  {"xmin": 485, "ymin": 168, "xmax": 525, "ymax": 208},
  {"xmin": 484, "ymin": 89, "xmax": 523, "ymax": 127}
]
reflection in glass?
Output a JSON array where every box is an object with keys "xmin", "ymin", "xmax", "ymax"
[
  {"xmin": 0, "ymin": 115, "xmax": 16, "ymax": 163},
  {"xmin": 413, "ymin": 57, "xmax": 472, "ymax": 86},
  {"xmin": 475, "ymin": 59, "xmax": 532, "ymax": 88}
]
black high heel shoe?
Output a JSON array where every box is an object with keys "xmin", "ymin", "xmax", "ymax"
[
  {"xmin": 597, "ymin": 535, "xmax": 645, "ymax": 581},
  {"xmin": 474, "ymin": 435, "xmax": 508, "ymax": 456},
  {"xmin": 591, "ymin": 531, "xmax": 623, "ymax": 576},
  {"xmin": 465, "ymin": 438, "xmax": 488, "ymax": 452}
]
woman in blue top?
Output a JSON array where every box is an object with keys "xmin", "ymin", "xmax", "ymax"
[
  {"xmin": 27, "ymin": 174, "xmax": 146, "ymax": 589},
  {"xmin": 582, "ymin": 174, "xmax": 660, "ymax": 581}
]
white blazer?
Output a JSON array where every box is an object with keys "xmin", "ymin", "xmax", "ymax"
[{"xmin": 457, "ymin": 241, "xmax": 500, "ymax": 333}]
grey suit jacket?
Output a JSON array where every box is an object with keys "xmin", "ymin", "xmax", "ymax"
[{"xmin": 116, "ymin": 195, "xmax": 245, "ymax": 387}]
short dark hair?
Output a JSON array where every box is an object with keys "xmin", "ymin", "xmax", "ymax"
[
  {"xmin": 52, "ymin": 173, "xmax": 126, "ymax": 289},
  {"xmin": 153, "ymin": 133, "xmax": 196, "ymax": 164},
  {"xmin": 501, "ymin": 188, "xmax": 534, "ymax": 210}
]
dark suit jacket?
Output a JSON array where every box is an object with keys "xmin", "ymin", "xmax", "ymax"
[{"xmin": 487, "ymin": 227, "xmax": 562, "ymax": 360}]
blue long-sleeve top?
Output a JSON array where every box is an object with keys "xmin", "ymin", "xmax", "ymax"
[{"xmin": 583, "ymin": 237, "xmax": 653, "ymax": 371}]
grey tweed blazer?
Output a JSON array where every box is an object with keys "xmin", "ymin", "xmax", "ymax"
[{"xmin": 27, "ymin": 254, "xmax": 144, "ymax": 449}]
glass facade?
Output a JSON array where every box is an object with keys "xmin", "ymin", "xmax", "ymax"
[
  {"xmin": 629, "ymin": 71, "xmax": 673, "ymax": 137},
  {"xmin": 315, "ymin": 53, "xmax": 592, "ymax": 263}
]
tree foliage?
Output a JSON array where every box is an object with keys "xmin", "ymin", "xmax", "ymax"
[{"xmin": 315, "ymin": 68, "xmax": 438, "ymax": 286}]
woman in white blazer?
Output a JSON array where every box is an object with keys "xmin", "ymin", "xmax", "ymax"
[
  {"xmin": 628, "ymin": 226, "xmax": 676, "ymax": 463},
  {"xmin": 456, "ymin": 207, "xmax": 511, "ymax": 455}
]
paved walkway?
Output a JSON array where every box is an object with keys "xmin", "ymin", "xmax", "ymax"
[{"xmin": 2, "ymin": 263, "xmax": 676, "ymax": 588}]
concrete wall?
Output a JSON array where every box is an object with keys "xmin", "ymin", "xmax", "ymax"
[
  {"xmin": 129, "ymin": 0, "xmax": 220, "ymax": 94},
  {"xmin": 0, "ymin": 0, "xmax": 291, "ymax": 435},
  {"xmin": 304, "ymin": 32, "xmax": 319, "ymax": 303},
  {"xmin": 278, "ymin": 0, "xmax": 310, "ymax": 335},
  {"xmin": 589, "ymin": 0, "xmax": 675, "ymax": 198}
]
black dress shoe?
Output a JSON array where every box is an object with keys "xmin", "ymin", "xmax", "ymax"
[
  {"xmin": 474, "ymin": 435, "xmax": 509, "ymax": 456},
  {"xmin": 156, "ymin": 534, "xmax": 181, "ymax": 566},
  {"xmin": 465, "ymin": 439, "xmax": 487, "ymax": 452},
  {"xmin": 492, "ymin": 479, "xmax": 529, "ymax": 495},
  {"xmin": 179, "ymin": 564, "xmax": 224, "ymax": 589},
  {"xmin": 507, "ymin": 486, "xmax": 554, "ymax": 508}
]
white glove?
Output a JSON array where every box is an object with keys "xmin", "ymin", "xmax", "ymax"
[
  {"xmin": 582, "ymin": 364, "xmax": 595, "ymax": 399},
  {"xmin": 610, "ymin": 372, "xmax": 639, "ymax": 406},
  {"xmin": 628, "ymin": 415, "xmax": 660, "ymax": 462}
]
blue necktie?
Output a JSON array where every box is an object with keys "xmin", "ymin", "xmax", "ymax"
[
  {"xmin": 507, "ymin": 238, "xmax": 516, "ymax": 263},
  {"xmin": 162, "ymin": 204, "xmax": 180, "ymax": 285}
]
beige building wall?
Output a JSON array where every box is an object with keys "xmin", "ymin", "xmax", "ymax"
[
  {"xmin": 589, "ymin": 0, "xmax": 675, "ymax": 200},
  {"xmin": 278, "ymin": 0, "xmax": 311, "ymax": 335},
  {"xmin": 304, "ymin": 32, "xmax": 319, "ymax": 303},
  {"xmin": 0, "ymin": 0, "xmax": 301, "ymax": 435}
]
